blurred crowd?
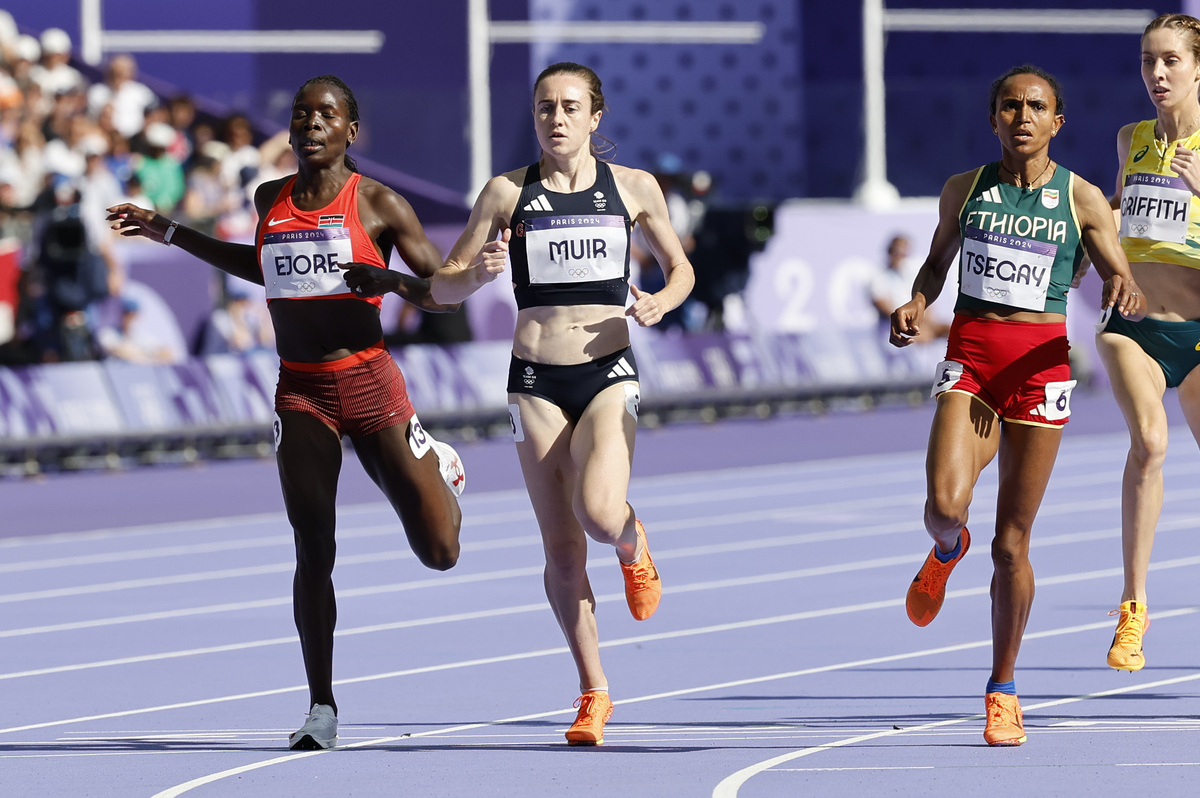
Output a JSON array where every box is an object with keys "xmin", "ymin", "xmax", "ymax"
[
  {"xmin": 0, "ymin": 14, "xmax": 278, "ymax": 366},
  {"xmin": 0, "ymin": 15, "xmax": 780, "ymax": 368}
]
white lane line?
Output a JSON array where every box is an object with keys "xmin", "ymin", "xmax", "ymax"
[
  {"xmin": 1115, "ymin": 762, "xmax": 1200, "ymax": 767},
  {"xmin": 10, "ymin": 482, "xmax": 1200, "ymax": 607},
  {"xmin": 143, "ymin": 610, "xmax": 1200, "ymax": 798},
  {"xmin": 5, "ymin": 537, "xmax": 1200, "ymax": 678},
  {"xmin": 773, "ymin": 766, "xmax": 936, "ymax": 772},
  {"xmin": 0, "ymin": 515, "xmax": 541, "ymax": 574},
  {"xmin": 0, "ymin": 565, "xmax": 545, "ymax": 638},
  {"xmin": 3, "ymin": 427, "xmax": 1169, "ymax": 554},
  {"xmin": 6, "ymin": 504, "xmax": 1199, "ymax": 641},
  {"xmin": 0, "ymin": 534, "xmax": 548, "ymax": 602},
  {"xmin": 3, "ymin": 558, "xmax": 1195, "ymax": 736},
  {"xmin": 0, "ymin": 602, "xmax": 547, "ymax": 680},
  {"xmin": 11, "ymin": 464, "xmax": 1200, "ymax": 600},
  {"xmin": 710, "ymin": 668, "xmax": 1200, "ymax": 797}
]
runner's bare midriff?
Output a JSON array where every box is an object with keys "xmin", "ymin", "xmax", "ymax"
[
  {"xmin": 1125, "ymin": 260, "xmax": 1200, "ymax": 320},
  {"xmin": 513, "ymin": 305, "xmax": 630, "ymax": 364},
  {"xmin": 270, "ymin": 297, "xmax": 383, "ymax": 363}
]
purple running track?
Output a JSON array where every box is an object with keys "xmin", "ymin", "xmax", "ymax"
[{"xmin": 2, "ymin": 389, "xmax": 1199, "ymax": 797}]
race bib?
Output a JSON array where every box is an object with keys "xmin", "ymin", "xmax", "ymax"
[
  {"xmin": 1040, "ymin": 379, "xmax": 1077, "ymax": 422},
  {"xmin": 624, "ymin": 382, "xmax": 640, "ymax": 421},
  {"xmin": 508, "ymin": 403, "xmax": 525, "ymax": 443},
  {"xmin": 524, "ymin": 215, "xmax": 627, "ymax": 284},
  {"xmin": 931, "ymin": 360, "xmax": 964, "ymax": 398},
  {"xmin": 261, "ymin": 228, "xmax": 354, "ymax": 299},
  {"xmin": 959, "ymin": 226, "xmax": 1055, "ymax": 311},
  {"xmin": 407, "ymin": 414, "xmax": 433, "ymax": 458},
  {"xmin": 1120, "ymin": 173, "xmax": 1191, "ymax": 244}
]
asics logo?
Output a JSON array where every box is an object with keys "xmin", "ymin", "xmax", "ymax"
[
  {"xmin": 268, "ymin": 217, "xmax": 296, "ymax": 226},
  {"xmin": 1195, "ymin": 341, "xmax": 1200, "ymax": 351},
  {"xmin": 1132, "ymin": 144, "xmax": 1149, "ymax": 163}
]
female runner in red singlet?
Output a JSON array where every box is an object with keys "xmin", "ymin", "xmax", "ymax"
[{"xmin": 108, "ymin": 74, "xmax": 464, "ymax": 750}]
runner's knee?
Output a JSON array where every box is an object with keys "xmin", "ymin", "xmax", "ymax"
[
  {"xmin": 1129, "ymin": 424, "xmax": 1168, "ymax": 471},
  {"xmin": 924, "ymin": 491, "xmax": 970, "ymax": 535}
]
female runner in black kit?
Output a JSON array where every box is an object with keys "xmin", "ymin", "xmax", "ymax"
[
  {"xmin": 432, "ymin": 62, "xmax": 695, "ymax": 746},
  {"xmin": 108, "ymin": 74, "xmax": 465, "ymax": 750}
]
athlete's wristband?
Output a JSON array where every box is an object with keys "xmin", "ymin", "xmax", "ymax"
[{"xmin": 163, "ymin": 220, "xmax": 179, "ymax": 246}]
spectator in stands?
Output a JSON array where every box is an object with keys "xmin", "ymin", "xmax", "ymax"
[
  {"xmin": 195, "ymin": 281, "xmax": 273, "ymax": 355},
  {"xmin": 0, "ymin": 54, "xmax": 21, "ymax": 115},
  {"xmin": 186, "ymin": 120, "xmax": 217, "ymax": 173},
  {"xmin": 95, "ymin": 295, "xmax": 174, "ymax": 364},
  {"xmin": 0, "ymin": 11, "xmax": 17, "ymax": 66},
  {"xmin": 870, "ymin": 234, "xmax": 949, "ymax": 341},
  {"xmin": 31, "ymin": 177, "xmax": 110, "ymax": 361},
  {"xmin": 165, "ymin": 94, "xmax": 196, "ymax": 165},
  {"xmin": 245, "ymin": 130, "xmax": 297, "ymax": 199},
  {"xmin": 43, "ymin": 107, "xmax": 95, "ymax": 179},
  {"xmin": 219, "ymin": 112, "xmax": 260, "ymax": 192},
  {"xmin": 7, "ymin": 35, "xmax": 41, "ymax": 95},
  {"xmin": 29, "ymin": 28, "xmax": 82, "ymax": 100},
  {"xmin": 632, "ymin": 152, "xmax": 697, "ymax": 332},
  {"xmin": 180, "ymin": 146, "xmax": 235, "ymax": 237},
  {"xmin": 128, "ymin": 102, "xmax": 170, "ymax": 156},
  {"xmin": 77, "ymin": 134, "xmax": 122, "ymax": 247},
  {"xmin": 134, "ymin": 122, "xmax": 184, "ymax": 214},
  {"xmin": 118, "ymin": 172, "xmax": 153, "ymax": 213},
  {"xmin": 87, "ymin": 54, "xmax": 156, "ymax": 140},
  {"xmin": 1, "ymin": 121, "xmax": 45, "ymax": 210}
]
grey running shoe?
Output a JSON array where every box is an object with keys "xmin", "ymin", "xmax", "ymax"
[{"xmin": 289, "ymin": 703, "xmax": 337, "ymax": 750}]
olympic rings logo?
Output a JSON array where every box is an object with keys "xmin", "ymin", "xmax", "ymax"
[
  {"xmin": 1130, "ymin": 223, "xmax": 1149, "ymax": 235},
  {"xmin": 568, "ymin": 268, "xmax": 590, "ymax": 277},
  {"xmin": 985, "ymin": 287, "xmax": 1010, "ymax": 298},
  {"xmin": 298, "ymin": 282, "xmax": 317, "ymax": 293}
]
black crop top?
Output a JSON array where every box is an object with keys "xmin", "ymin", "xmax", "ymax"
[{"xmin": 509, "ymin": 161, "xmax": 632, "ymax": 309}]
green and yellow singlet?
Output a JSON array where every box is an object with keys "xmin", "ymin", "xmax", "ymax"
[
  {"xmin": 955, "ymin": 162, "xmax": 1084, "ymax": 316},
  {"xmin": 1119, "ymin": 119, "xmax": 1200, "ymax": 268}
]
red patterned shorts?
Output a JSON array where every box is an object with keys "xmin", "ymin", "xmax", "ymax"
[{"xmin": 276, "ymin": 344, "xmax": 414, "ymax": 437}]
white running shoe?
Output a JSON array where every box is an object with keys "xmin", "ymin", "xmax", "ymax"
[
  {"xmin": 432, "ymin": 439, "xmax": 466, "ymax": 497},
  {"xmin": 289, "ymin": 703, "xmax": 338, "ymax": 750}
]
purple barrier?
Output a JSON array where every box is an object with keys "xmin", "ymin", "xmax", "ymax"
[{"xmin": 0, "ymin": 328, "xmax": 942, "ymax": 447}]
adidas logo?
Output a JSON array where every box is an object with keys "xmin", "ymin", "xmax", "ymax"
[
  {"xmin": 523, "ymin": 194, "xmax": 554, "ymax": 212},
  {"xmin": 977, "ymin": 186, "xmax": 1002, "ymax": 203},
  {"xmin": 607, "ymin": 357, "xmax": 635, "ymax": 379}
]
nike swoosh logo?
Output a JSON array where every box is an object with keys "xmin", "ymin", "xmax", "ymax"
[{"xmin": 267, "ymin": 217, "xmax": 295, "ymax": 227}]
